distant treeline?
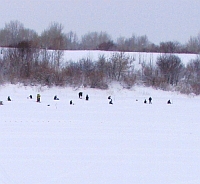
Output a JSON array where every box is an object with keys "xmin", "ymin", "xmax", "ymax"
[
  {"xmin": 0, "ymin": 45, "xmax": 200, "ymax": 95},
  {"xmin": 1, "ymin": 20, "xmax": 200, "ymax": 54}
]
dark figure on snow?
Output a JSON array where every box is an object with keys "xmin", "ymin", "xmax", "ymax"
[
  {"xmin": 108, "ymin": 96, "xmax": 111, "ymax": 100},
  {"xmin": 86, "ymin": 94, "xmax": 89, "ymax": 101},
  {"xmin": 79, "ymin": 92, "xmax": 83, "ymax": 99},
  {"xmin": 149, "ymin": 97, "xmax": 152, "ymax": 104},
  {"xmin": 54, "ymin": 95, "xmax": 59, "ymax": 100},
  {"xmin": 7, "ymin": 96, "xmax": 11, "ymax": 101},
  {"xmin": 70, "ymin": 100, "xmax": 73, "ymax": 105},
  {"xmin": 144, "ymin": 99, "xmax": 147, "ymax": 104},
  {"xmin": 109, "ymin": 99, "xmax": 113, "ymax": 104},
  {"xmin": 37, "ymin": 94, "xmax": 41, "ymax": 102},
  {"xmin": 29, "ymin": 95, "xmax": 32, "ymax": 99},
  {"xmin": 167, "ymin": 100, "xmax": 171, "ymax": 104}
]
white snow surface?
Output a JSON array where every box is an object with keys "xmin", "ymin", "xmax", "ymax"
[
  {"xmin": 0, "ymin": 83, "xmax": 200, "ymax": 184},
  {"xmin": 63, "ymin": 50, "xmax": 197, "ymax": 67},
  {"xmin": 1, "ymin": 48, "xmax": 198, "ymax": 69}
]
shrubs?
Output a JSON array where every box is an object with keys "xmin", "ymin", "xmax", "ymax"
[{"xmin": 2, "ymin": 48, "xmax": 200, "ymax": 95}]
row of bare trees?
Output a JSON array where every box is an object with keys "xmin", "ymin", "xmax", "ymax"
[
  {"xmin": 0, "ymin": 20, "xmax": 200, "ymax": 53},
  {"xmin": 1, "ymin": 44, "xmax": 200, "ymax": 94},
  {"xmin": 141, "ymin": 55, "xmax": 200, "ymax": 94},
  {"xmin": 0, "ymin": 46, "xmax": 135, "ymax": 87}
]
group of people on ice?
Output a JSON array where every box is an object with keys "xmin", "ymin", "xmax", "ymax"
[
  {"xmin": 35, "ymin": 92, "xmax": 90, "ymax": 105},
  {"xmin": 78, "ymin": 92, "xmax": 89, "ymax": 101},
  {"xmin": 143, "ymin": 97, "xmax": 171, "ymax": 104},
  {"xmin": 144, "ymin": 97, "xmax": 153, "ymax": 104},
  {"xmin": 69, "ymin": 92, "xmax": 89, "ymax": 105},
  {"xmin": 0, "ymin": 92, "xmax": 172, "ymax": 106}
]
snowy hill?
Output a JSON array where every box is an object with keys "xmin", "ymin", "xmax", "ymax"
[
  {"xmin": 63, "ymin": 50, "xmax": 197, "ymax": 66},
  {"xmin": 1, "ymin": 48, "xmax": 197, "ymax": 66},
  {"xmin": 0, "ymin": 84, "xmax": 200, "ymax": 184}
]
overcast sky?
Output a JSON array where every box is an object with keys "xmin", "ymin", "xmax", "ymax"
[{"xmin": 0, "ymin": 0, "xmax": 200, "ymax": 44}]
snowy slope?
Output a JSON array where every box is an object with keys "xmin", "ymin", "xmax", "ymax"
[
  {"xmin": 63, "ymin": 50, "xmax": 198, "ymax": 66},
  {"xmin": 1, "ymin": 48, "xmax": 197, "ymax": 71},
  {"xmin": 0, "ymin": 84, "xmax": 200, "ymax": 184}
]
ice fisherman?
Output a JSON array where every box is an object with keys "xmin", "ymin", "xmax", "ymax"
[
  {"xmin": 37, "ymin": 94, "xmax": 41, "ymax": 102},
  {"xmin": 149, "ymin": 97, "xmax": 152, "ymax": 104},
  {"xmin": 54, "ymin": 95, "xmax": 59, "ymax": 100},
  {"xmin": 167, "ymin": 100, "xmax": 171, "ymax": 104},
  {"xmin": 7, "ymin": 96, "xmax": 11, "ymax": 101}
]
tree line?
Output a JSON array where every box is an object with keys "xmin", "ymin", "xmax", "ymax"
[
  {"xmin": 1, "ymin": 20, "xmax": 200, "ymax": 53},
  {"xmin": 1, "ymin": 20, "xmax": 200, "ymax": 95},
  {"xmin": 1, "ymin": 44, "xmax": 200, "ymax": 95}
]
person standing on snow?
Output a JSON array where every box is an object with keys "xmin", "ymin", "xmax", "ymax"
[
  {"xmin": 37, "ymin": 94, "xmax": 41, "ymax": 102},
  {"xmin": 149, "ymin": 97, "xmax": 152, "ymax": 104},
  {"xmin": 79, "ymin": 92, "xmax": 83, "ymax": 99}
]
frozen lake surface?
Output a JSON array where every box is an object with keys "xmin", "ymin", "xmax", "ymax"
[{"xmin": 0, "ymin": 84, "xmax": 200, "ymax": 184}]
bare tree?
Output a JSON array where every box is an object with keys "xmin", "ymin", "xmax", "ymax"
[
  {"xmin": 108, "ymin": 52, "xmax": 134, "ymax": 81},
  {"xmin": 116, "ymin": 34, "xmax": 150, "ymax": 52},
  {"xmin": 141, "ymin": 61, "xmax": 159, "ymax": 87},
  {"xmin": 137, "ymin": 35, "xmax": 149, "ymax": 52},
  {"xmin": 125, "ymin": 34, "xmax": 137, "ymax": 51},
  {"xmin": 62, "ymin": 61, "xmax": 83, "ymax": 86},
  {"xmin": 40, "ymin": 22, "xmax": 65, "ymax": 50},
  {"xmin": 0, "ymin": 20, "xmax": 39, "ymax": 48},
  {"xmin": 116, "ymin": 37, "xmax": 127, "ymax": 51},
  {"xmin": 186, "ymin": 35, "xmax": 200, "ymax": 54},
  {"xmin": 4, "ymin": 20, "xmax": 25, "ymax": 46},
  {"xmin": 156, "ymin": 54, "xmax": 183, "ymax": 86},
  {"xmin": 184, "ymin": 57, "xmax": 200, "ymax": 94},
  {"xmin": 159, "ymin": 41, "xmax": 182, "ymax": 53},
  {"xmin": 40, "ymin": 22, "xmax": 65, "ymax": 71},
  {"xmin": 80, "ymin": 31, "xmax": 111, "ymax": 50},
  {"xmin": 65, "ymin": 31, "xmax": 79, "ymax": 50}
]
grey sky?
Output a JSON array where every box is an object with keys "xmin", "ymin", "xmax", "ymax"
[{"xmin": 0, "ymin": 0, "xmax": 200, "ymax": 44}]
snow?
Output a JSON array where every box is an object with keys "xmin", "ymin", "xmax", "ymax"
[
  {"xmin": 0, "ymin": 83, "xmax": 200, "ymax": 184},
  {"xmin": 1, "ymin": 47, "xmax": 197, "ymax": 69},
  {"xmin": 63, "ymin": 50, "xmax": 198, "ymax": 67}
]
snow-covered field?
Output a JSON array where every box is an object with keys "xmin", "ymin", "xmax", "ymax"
[
  {"xmin": 1, "ymin": 49, "xmax": 198, "ymax": 68},
  {"xmin": 63, "ymin": 50, "xmax": 197, "ymax": 68},
  {"xmin": 0, "ymin": 83, "xmax": 200, "ymax": 184},
  {"xmin": 63, "ymin": 50, "xmax": 197, "ymax": 63}
]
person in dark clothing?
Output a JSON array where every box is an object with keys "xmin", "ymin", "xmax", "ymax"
[
  {"xmin": 144, "ymin": 99, "xmax": 147, "ymax": 104},
  {"xmin": 86, "ymin": 95, "xmax": 89, "ymax": 101},
  {"xmin": 109, "ymin": 99, "xmax": 113, "ymax": 104},
  {"xmin": 54, "ymin": 95, "xmax": 59, "ymax": 100},
  {"xmin": 167, "ymin": 100, "xmax": 171, "ymax": 104},
  {"xmin": 70, "ymin": 100, "xmax": 73, "ymax": 105},
  {"xmin": 29, "ymin": 95, "xmax": 32, "ymax": 99},
  {"xmin": 108, "ymin": 96, "xmax": 111, "ymax": 100},
  {"xmin": 7, "ymin": 96, "xmax": 11, "ymax": 101},
  {"xmin": 79, "ymin": 92, "xmax": 83, "ymax": 99},
  {"xmin": 149, "ymin": 97, "xmax": 152, "ymax": 104}
]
